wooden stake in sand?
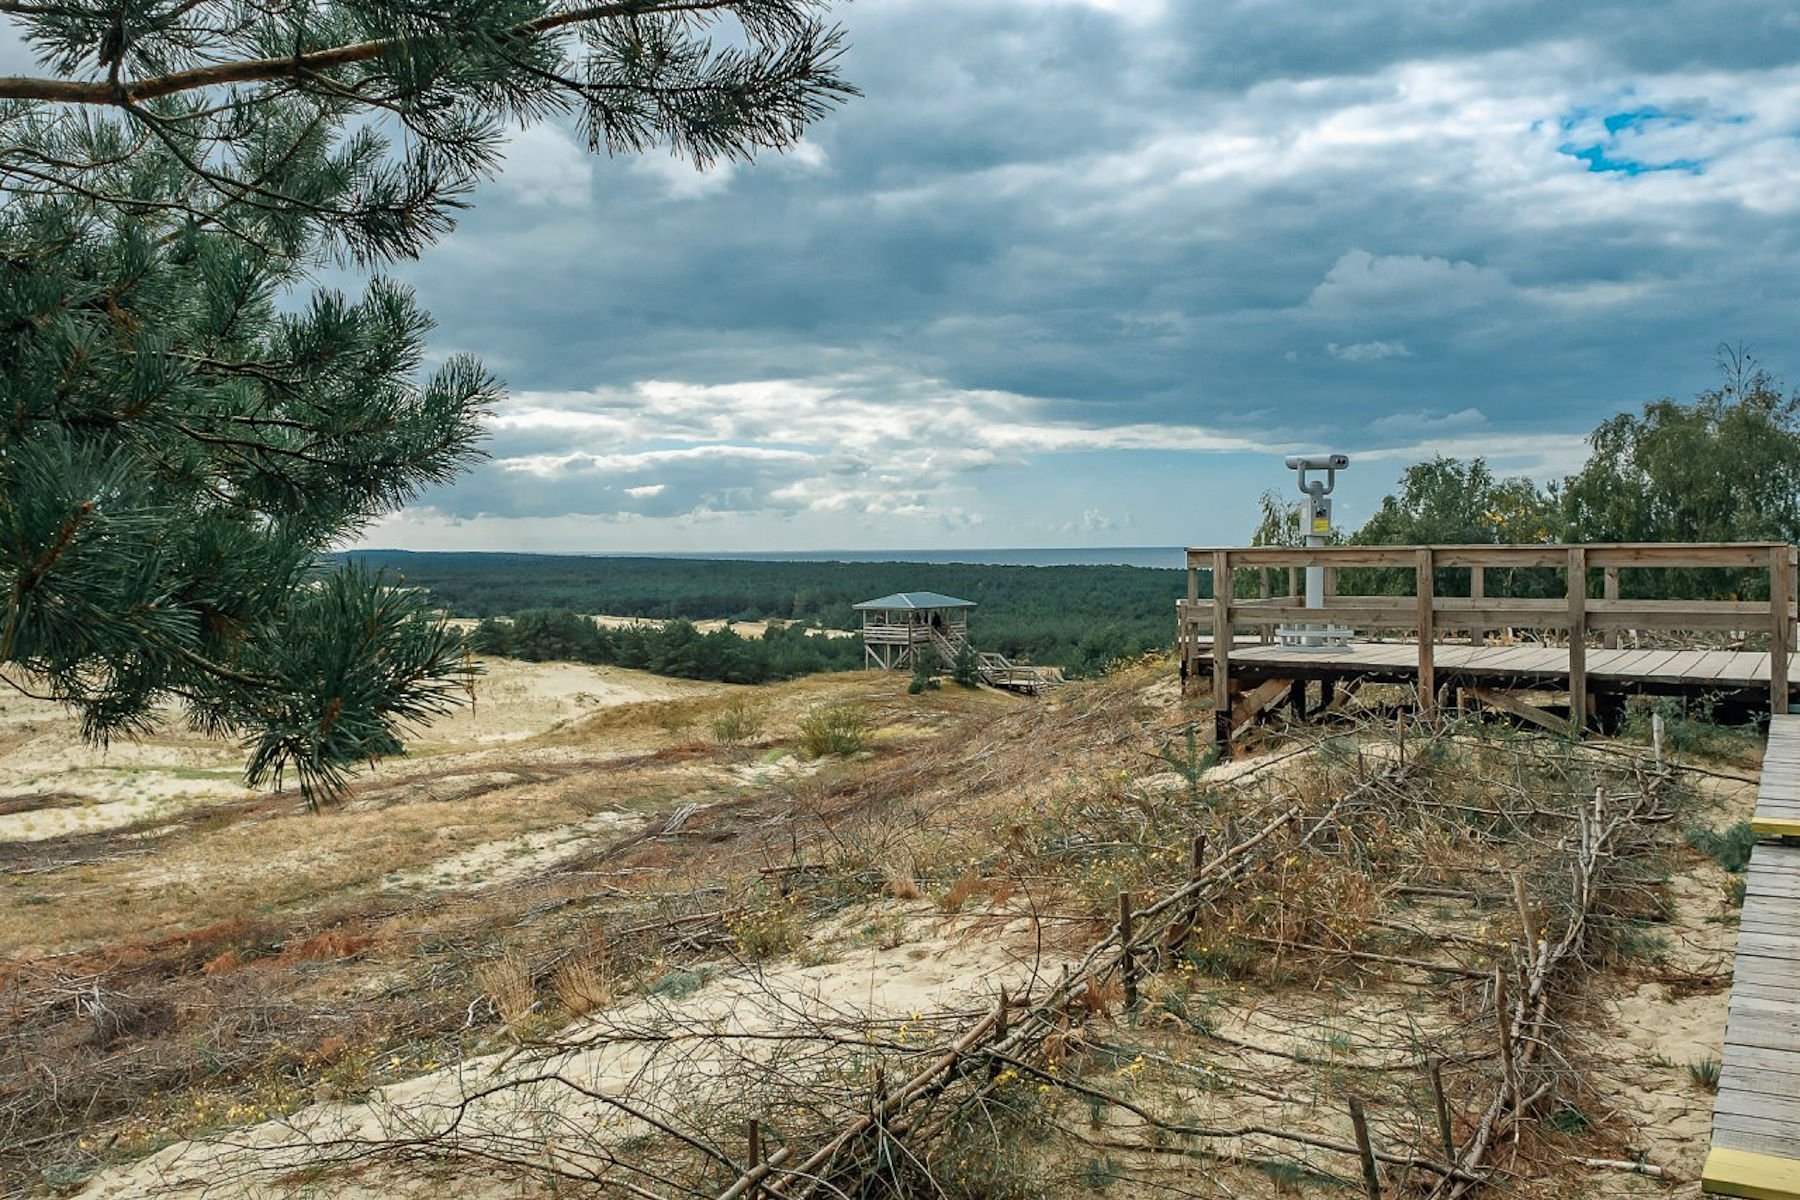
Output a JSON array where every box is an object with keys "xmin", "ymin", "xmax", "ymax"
[
  {"xmin": 1511, "ymin": 872, "xmax": 1536, "ymax": 951},
  {"xmin": 990, "ymin": 987, "xmax": 1008, "ymax": 1078},
  {"xmin": 1348, "ymin": 1095, "xmax": 1381, "ymax": 1200},
  {"xmin": 746, "ymin": 1120, "xmax": 763, "ymax": 1200},
  {"xmin": 1118, "ymin": 892, "xmax": 1137, "ymax": 1010},
  {"xmin": 1494, "ymin": 967, "xmax": 1521, "ymax": 1143},
  {"xmin": 1427, "ymin": 1057, "xmax": 1456, "ymax": 1170}
]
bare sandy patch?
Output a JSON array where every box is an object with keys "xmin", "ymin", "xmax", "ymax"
[
  {"xmin": 75, "ymin": 905, "xmax": 1043, "ymax": 1199},
  {"xmin": 0, "ymin": 661, "xmax": 725, "ymax": 845}
]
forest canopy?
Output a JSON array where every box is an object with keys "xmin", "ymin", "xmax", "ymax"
[
  {"xmin": 348, "ymin": 553, "xmax": 1180, "ymax": 678},
  {"xmin": 1260, "ymin": 351, "xmax": 1800, "ymax": 600}
]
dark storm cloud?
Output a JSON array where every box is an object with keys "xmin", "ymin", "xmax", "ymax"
[
  {"xmin": 1165, "ymin": 0, "xmax": 1800, "ymax": 87},
  {"xmin": 4, "ymin": 0, "xmax": 1768, "ymax": 543},
  {"xmin": 400, "ymin": 0, "xmax": 1800, "ymax": 483}
]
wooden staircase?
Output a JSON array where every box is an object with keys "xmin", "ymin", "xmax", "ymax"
[{"xmin": 928, "ymin": 629, "xmax": 1061, "ymax": 695}]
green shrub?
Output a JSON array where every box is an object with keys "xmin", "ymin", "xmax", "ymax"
[
  {"xmin": 797, "ymin": 702, "xmax": 870, "ymax": 757},
  {"xmin": 951, "ymin": 642, "xmax": 980, "ymax": 688},
  {"xmin": 1625, "ymin": 696, "xmax": 1764, "ymax": 763},
  {"xmin": 1687, "ymin": 820, "xmax": 1756, "ymax": 873},
  {"xmin": 710, "ymin": 696, "xmax": 766, "ymax": 745},
  {"xmin": 908, "ymin": 655, "xmax": 940, "ymax": 695},
  {"xmin": 649, "ymin": 969, "xmax": 708, "ymax": 999}
]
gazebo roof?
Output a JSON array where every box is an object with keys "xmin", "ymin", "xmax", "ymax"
[{"xmin": 852, "ymin": 591, "xmax": 977, "ymax": 612}]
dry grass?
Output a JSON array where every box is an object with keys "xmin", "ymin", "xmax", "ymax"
[
  {"xmin": 552, "ymin": 954, "xmax": 613, "ymax": 1017},
  {"xmin": 1, "ymin": 653, "xmax": 1736, "ymax": 1199},
  {"xmin": 475, "ymin": 951, "xmax": 539, "ymax": 1033},
  {"xmin": 881, "ymin": 855, "xmax": 923, "ymax": 900},
  {"xmin": 0, "ymin": 659, "xmax": 1024, "ymax": 1190}
]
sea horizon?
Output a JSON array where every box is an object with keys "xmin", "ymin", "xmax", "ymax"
[{"xmin": 357, "ymin": 546, "xmax": 1188, "ymax": 570}]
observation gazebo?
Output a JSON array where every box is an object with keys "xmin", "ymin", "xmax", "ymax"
[
  {"xmin": 853, "ymin": 591, "xmax": 1060, "ymax": 694},
  {"xmin": 852, "ymin": 592, "xmax": 975, "ymax": 672}
]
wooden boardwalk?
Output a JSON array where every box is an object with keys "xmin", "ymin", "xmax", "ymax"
[
  {"xmin": 1191, "ymin": 639, "xmax": 1800, "ymax": 692},
  {"xmin": 1179, "ymin": 542, "xmax": 1796, "ymax": 743},
  {"xmin": 1706, "ymin": 715, "xmax": 1800, "ymax": 1197}
]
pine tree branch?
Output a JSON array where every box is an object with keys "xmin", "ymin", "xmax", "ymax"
[{"xmin": 0, "ymin": 1, "xmax": 745, "ymax": 105}]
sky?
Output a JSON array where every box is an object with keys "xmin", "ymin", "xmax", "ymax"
[{"xmin": 16, "ymin": 0, "xmax": 1800, "ymax": 552}]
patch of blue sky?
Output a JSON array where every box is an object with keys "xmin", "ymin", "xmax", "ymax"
[
  {"xmin": 1551, "ymin": 105, "xmax": 1713, "ymax": 175},
  {"xmin": 1557, "ymin": 142, "xmax": 1703, "ymax": 174},
  {"xmin": 1602, "ymin": 107, "xmax": 1691, "ymax": 134}
]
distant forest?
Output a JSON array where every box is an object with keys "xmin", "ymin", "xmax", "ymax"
[
  {"xmin": 345, "ymin": 552, "xmax": 1180, "ymax": 678},
  {"xmin": 463, "ymin": 610, "xmax": 865, "ymax": 684},
  {"xmin": 349, "ymin": 351, "xmax": 1800, "ymax": 680}
]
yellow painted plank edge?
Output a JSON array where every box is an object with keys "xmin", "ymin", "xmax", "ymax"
[
  {"xmin": 1705, "ymin": 1147, "xmax": 1800, "ymax": 1198},
  {"xmin": 1752, "ymin": 817, "xmax": 1800, "ymax": 838}
]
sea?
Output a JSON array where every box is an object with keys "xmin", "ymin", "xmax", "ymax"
[{"xmin": 606, "ymin": 546, "xmax": 1187, "ymax": 570}]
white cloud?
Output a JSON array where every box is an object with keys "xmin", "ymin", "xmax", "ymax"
[
  {"xmin": 494, "ymin": 124, "xmax": 593, "ymax": 208},
  {"xmin": 1355, "ymin": 431, "xmax": 1591, "ymax": 480},
  {"xmin": 1310, "ymin": 251, "xmax": 1509, "ymax": 315},
  {"xmin": 434, "ymin": 372, "xmax": 1272, "ymax": 522},
  {"xmin": 1326, "ymin": 339, "xmax": 1413, "ymax": 362},
  {"xmin": 775, "ymin": 140, "xmax": 830, "ymax": 173},
  {"xmin": 630, "ymin": 154, "xmax": 737, "ymax": 199},
  {"xmin": 1369, "ymin": 407, "xmax": 1485, "ymax": 434}
]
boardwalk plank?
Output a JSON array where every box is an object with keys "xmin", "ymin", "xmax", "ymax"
[{"xmin": 1709, "ymin": 717, "xmax": 1800, "ymax": 1179}]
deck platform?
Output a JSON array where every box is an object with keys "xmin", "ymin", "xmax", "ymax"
[
  {"xmin": 1706, "ymin": 715, "xmax": 1800, "ymax": 1198},
  {"xmin": 1179, "ymin": 542, "xmax": 1797, "ymax": 744},
  {"xmin": 1190, "ymin": 639, "xmax": 1800, "ymax": 692}
]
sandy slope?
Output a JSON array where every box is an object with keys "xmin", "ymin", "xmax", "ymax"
[{"xmin": 0, "ymin": 660, "xmax": 725, "ymax": 843}]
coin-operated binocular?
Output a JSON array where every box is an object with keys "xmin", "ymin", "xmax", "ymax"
[{"xmin": 1279, "ymin": 454, "xmax": 1351, "ymax": 649}]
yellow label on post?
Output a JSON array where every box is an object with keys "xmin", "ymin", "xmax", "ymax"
[{"xmin": 1312, "ymin": 516, "xmax": 1331, "ymax": 533}]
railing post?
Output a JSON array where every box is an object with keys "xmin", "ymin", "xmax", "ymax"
[
  {"xmin": 1601, "ymin": 566, "xmax": 1620, "ymax": 650},
  {"xmin": 1773, "ymin": 545, "xmax": 1792, "ymax": 719},
  {"xmin": 1259, "ymin": 567, "xmax": 1271, "ymax": 644},
  {"xmin": 1212, "ymin": 550, "xmax": 1233, "ymax": 749},
  {"xmin": 1416, "ymin": 548, "xmax": 1435, "ymax": 717},
  {"xmin": 1185, "ymin": 556, "xmax": 1199, "ymax": 683},
  {"xmin": 1469, "ymin": 564, "xmax": 1484, "ymax": 647},
  {"xmin": 1568, "ymin": 547, "xmax": 1588, "ymax": 732}
]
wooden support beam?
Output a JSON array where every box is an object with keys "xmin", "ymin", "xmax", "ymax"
[
  {"xmin": 1231, "ymin": 677, "xmax": 1294, "ymax": 737},
  {"xmin": 1470, "ymin": 564, "xmax": 1484, "ymax": 647},
  {"xmin": 1464, "ymin": 687, "xmax": 1569, "ymax": 735},
  {"xmin": 1774, "ymin": 545, "xmax": 1792, "ymax": 719},
  {"xmin": 1212, "ymin": 550, "xmax": 1232, "ymax": 751},
  {"xmin": 1416, "ymin": 548, "xmax": 1436, "ymax": 717},
  {"xmin": 1567, "ymin": 546, "xmax": 1588, "ymax": 733}
]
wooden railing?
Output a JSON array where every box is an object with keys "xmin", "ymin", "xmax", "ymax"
[{"xmin": 1177, "ymin": 542, "xmax": 1798, "ymax": 729}]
